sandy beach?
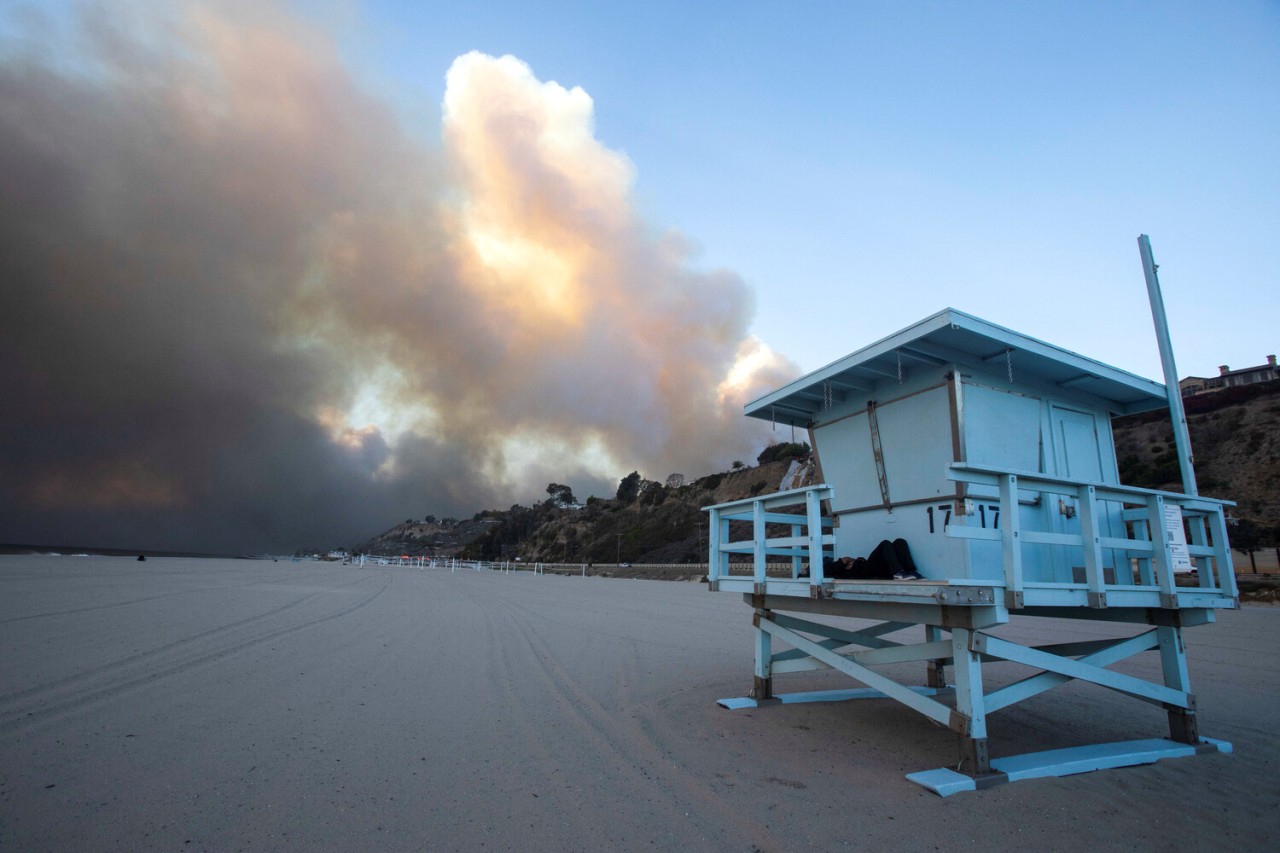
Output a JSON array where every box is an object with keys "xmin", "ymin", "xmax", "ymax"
[{"xmin": 1, "ymin": 556, "xmax": 1276, "ymax": 851}]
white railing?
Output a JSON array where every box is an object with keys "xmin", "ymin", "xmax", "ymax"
[
  {"xmin": 704, "ymin": 485, "xmax": 835, "ymax": 587},
  {"xmin": 946, "ymin": 463, "xmax": 1238, "ymax": 608},
  {"xmin": 702, "ymin": 469, "xmax": 1237, "ymax": 611}
]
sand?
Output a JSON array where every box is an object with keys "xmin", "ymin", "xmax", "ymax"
[{"xmin": 1, "ymin": 556, "xmax": 1276, "ymax": 851}]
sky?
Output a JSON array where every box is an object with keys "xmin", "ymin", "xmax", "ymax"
[{"xmin": 1, "ymin": 0, "xmax": 1276, "ymax": 554}]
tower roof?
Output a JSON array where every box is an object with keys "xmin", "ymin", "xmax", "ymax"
[{"xmin": 746, "ymin": 308, "xmax": 1168, "ymax": 427}]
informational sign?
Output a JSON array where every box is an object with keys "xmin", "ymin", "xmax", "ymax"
[{"xmin": 1163, "ymin": 504, "xmax": 1194, "ymax": 573}]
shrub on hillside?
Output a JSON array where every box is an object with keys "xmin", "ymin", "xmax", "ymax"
[{"xmin": 756, "ymin": 442, "xmax": 811, "ymax": 466}]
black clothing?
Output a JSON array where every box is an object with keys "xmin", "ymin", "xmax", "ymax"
[
  {"xmin": 811, "ymin": 539, "xmax": 919, "ymax": 580},
  {"xmin": 867, "ymin": 538, "xmax": 917, "ymax": 578}
]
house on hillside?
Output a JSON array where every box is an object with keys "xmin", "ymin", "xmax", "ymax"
[{"xmin": 1180, "ymin": 354, "xmax": 1278, "ymax": 396}]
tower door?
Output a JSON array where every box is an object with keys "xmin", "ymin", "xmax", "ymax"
[
  {"xmin": 1047, "ymin": 405, "xmax": 1116, "ymax": 581},
  {"xmin": 1050, "ymin": 405, "xmax": 1105, "ymax": 482}
]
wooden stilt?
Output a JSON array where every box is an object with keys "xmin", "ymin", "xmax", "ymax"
[
  {"xmin": 753, "ymin": 609, "xmax": 773, "ymax": 700},
  {"xmin": 959, "ymin": 735, "xmax": 991, "ymax": 776},
  {"xmin": 1168, "ymin": 709, "xmax": 1199, "ymax": 745},
  {"xmin": 926, "ymin": 624, "xmax": 947, "ymax": 688},
  {"xmin": 951, "ymin": 627, "xmax": 990, "ymax": 775}
]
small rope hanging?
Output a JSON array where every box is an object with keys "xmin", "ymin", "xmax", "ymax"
[
  {"xmin": 897, "ymin": 350, "xmax": 904, "ymax": 384},
  {"xmin": 771, "ymin": 406, "xmax": 776, "ymax": 432},
  {"xmin": 823, "ymin": 380, "xmax": 833, "ymax": 410},
  {"xmin": 1006, "ymin": 347, "xmax": 1014, "ymax": 384}
]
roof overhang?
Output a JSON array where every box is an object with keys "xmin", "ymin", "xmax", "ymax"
[{"xmin": 746, "ymin": 308, "xmax": 1169, "ymax": 427}]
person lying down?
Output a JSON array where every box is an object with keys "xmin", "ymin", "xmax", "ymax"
[{"xmin": 800, "ymin": 538, "xmax": 923, "ymax": 581}]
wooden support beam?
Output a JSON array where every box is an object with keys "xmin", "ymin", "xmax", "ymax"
[
  {"xmin": 974, "ymin": 633, "xmax": 1190, "ymax": 709},
  {"xmin": 926, "ymin": 625, "xmax": 947, "ymax": 688},
  {"xmin": 983, "ymin": 629, "xmax": 1159, "ymax": 713},
  {"xmin": 999, "ymin": 474, "xmax": 1024, "ymax": 609},
  {"xmin": 756, "ymin": 616, "xmax": 956, "ymax": 729},
  {"xmin": 753, "ymin": 608, "xmax": 773, "ymax": 700},
  {"xmin": 1080, "ymin": 485, "xmax": 1107, "ymax": 608}
]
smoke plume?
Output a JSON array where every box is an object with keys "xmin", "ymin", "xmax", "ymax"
[{"xmin": 0, "ymin": 2, "xmax": 794, "ymax": 553}]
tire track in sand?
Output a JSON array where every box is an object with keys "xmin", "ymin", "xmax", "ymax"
[
  {"xmin": 0, "ymin": 566, "xmax": 314, "ymax": 625},
  {"xmin": 0, "ymin": 570, "xmax": 381, "ymax": 706},
  {"xmin": 0, "ymin": 572, "xmax": 393, "ymax": 735},
  {"xmin": 455, "ymin": 575, "xmax": 783, "ymax": 850},
  {"xmin": 452, "ymin": 576, "xmax": 614, "ymax": 847}
]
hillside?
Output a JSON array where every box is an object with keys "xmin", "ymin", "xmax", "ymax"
[
  {"xmin": 1112, "ymin": 379, "xmax": 1280, "ymax": 522},
  {"xmin": 354, "ymin": 384, "xmax": 1280, "ymax": 564},
  {"xmin": 354, "ymin": 445, "xmax": 814, "ymax": 563},
  {"xmin": 467, "ymin": 457, "xmax": 811, "ymax": 565},
  {"xmin": 355, "ymin": 516, "xmax": 502, "ymax": 559}
]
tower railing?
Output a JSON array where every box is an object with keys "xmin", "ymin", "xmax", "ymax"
[
  {"xmin": 946, "ymin": 463, "xmax": 1238, "ymax": 609},
  {"xmin": 705, "ymin": 485, "xmax": 835, "ymax": 588}
]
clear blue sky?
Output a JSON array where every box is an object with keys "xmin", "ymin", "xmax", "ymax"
[{"xmin": 338, "ymin": 0, "xmax": 1278, "ymax": 381}]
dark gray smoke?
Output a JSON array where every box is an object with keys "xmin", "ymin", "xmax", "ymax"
[{"xmin": 0, "ymin": 3, "xmax": 794, "ymax": 553}]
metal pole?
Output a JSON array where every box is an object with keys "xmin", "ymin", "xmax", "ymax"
[{"xmin": 1138, "ymin": 234, "xmax": 1198, "ymax": 497}]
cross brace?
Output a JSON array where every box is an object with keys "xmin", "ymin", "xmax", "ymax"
[{"xmin": 719, "ymin": 610, "xmax": 1226, "ymax": 792}]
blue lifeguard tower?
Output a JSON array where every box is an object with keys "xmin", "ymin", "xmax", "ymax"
[{"xmin": 706, "ymin": 292, "xmax": 1237, "ymax": 794}]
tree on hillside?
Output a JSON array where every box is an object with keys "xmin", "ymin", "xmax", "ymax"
[
  {"xmin": 617, "ymin": 471, "xmax": 642, "ymax": 503},
  {"xmin": 639, "ymin": 482, "xmax": 668, "ymax": 506},
  {"xmin": 546, "ymin": 482, "xmax": 576, "ymax": 507}
]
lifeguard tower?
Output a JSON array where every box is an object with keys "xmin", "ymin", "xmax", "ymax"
[{"xmin": 705, "ymin": 255, "xmax": 1237, "ymax": 795}]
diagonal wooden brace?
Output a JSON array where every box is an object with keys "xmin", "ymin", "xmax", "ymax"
[
  {"xmin": 756, "ymin": 615, "xmax": 957, "ymax": 730},
  {"xmin": 974, "ymin": 633, "xmax": 1192, "ymax": 709},
  {"xmin": 984, "ymin": 630, "xmax": 1161, "ymax": 713}
]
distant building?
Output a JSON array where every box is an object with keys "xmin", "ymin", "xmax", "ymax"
[
  {"xmin": 1179, "ymin": 376, "xmax": 1217, "ymax": 396},
  {"xmin": 1180, "ymin": 355, "xmax": 1278, "ymax": 396}
]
